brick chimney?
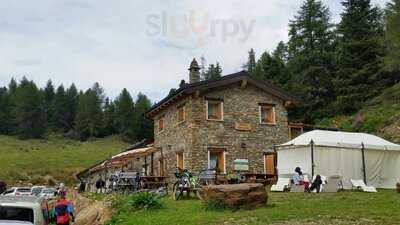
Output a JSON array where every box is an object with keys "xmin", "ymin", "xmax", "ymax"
[{"xmin": 188, "ymin": 58, "xmax": 200, "ymax": 84}]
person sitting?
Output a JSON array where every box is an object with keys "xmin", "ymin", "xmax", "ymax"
[
  {"xmin": 309, "ymin": 174, "xmax": 323, "ymax": 193},
  {"xmin": 293, "ymin": 167, "xmax": 310, "ymax": 190}
]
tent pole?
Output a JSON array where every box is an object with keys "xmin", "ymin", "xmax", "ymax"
[
  {"xmin": 361, "ymin": 142, "xmax": 367, "ymax": 185},
  {"xmin": 310, "ymin": 139, "xmax": 315, "ymax": 178}
]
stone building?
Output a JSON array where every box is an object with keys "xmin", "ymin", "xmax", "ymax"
[{"xmin": 146, "ymin": 59, "xmax": 299, "ymax": 179}]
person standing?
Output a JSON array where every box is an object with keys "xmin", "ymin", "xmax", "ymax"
[{"xmin": 53, "ymin": 192, "xmax": 75, "ymax": 225}]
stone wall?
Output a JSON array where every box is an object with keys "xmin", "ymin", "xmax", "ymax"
[
  {"xmin": 153, "ymin": 97, "xmax": 194, "ymax": 179},
  {"xmin": 190, "ymin": 83, "xmax": 289, "ymax": 174},
  {"xmin": 153, "ymin": 82, "xmax": 290, "ymax": 179}
]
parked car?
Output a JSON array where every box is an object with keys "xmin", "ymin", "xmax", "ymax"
[
  {"xmin": 30, "ymin": 187, "xmax": 45, "ymax": 197},
  {"xmin": 0, "ymin": 221, "xmax": 33, "ymax": 225},
  {"xmin": 0, "ymin": 195, "xmax": 49, "ymax": 225},
  {"xmin": 38, "ymin": 188, "xmax": 56, "ymax": 200},
  {"xmin": 2, "ymin": 188, "xmax": 32, "ymax": 197}
]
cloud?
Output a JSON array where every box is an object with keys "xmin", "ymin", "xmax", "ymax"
[{"xmin": 0, "ymin": 0, "xmax": 390, "ymax": 102}]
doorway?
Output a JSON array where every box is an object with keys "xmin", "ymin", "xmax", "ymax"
[{"xmin": 264, "ymin": 153, "xmax": 276, "ymax": 175}]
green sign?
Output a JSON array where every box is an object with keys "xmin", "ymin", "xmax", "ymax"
[{"xmin": 234, "ymin": 159, "xmax": 249, "ymax": 171}]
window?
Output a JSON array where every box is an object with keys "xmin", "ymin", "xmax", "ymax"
[
  {"xmin": 176, "ymin": 105, "xmax": 185, "ymax": 123},
  {"xmin": 176, "ymin": 152, "xmax": 184, "ymax": 170},
  {"xmin": 157, "ymin": 116, "xmax": 165, "ymax": 132},
  {"xmin": 208, "ymin": 149, "xmax": 225, "ymax": 173},
  {"xmin": 206, "ymin": 100, "xmax": 223, "ymax": 121},
  {"xmin": 0, "ymin": 206, "xmax": 34, "ymax": 223},
  {"xmin": 259, "ymin": 105, "xmax": 275, "ymax": 124}
]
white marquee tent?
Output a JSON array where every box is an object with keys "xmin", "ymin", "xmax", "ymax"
[{"xmin": 275, "ymin": 130, "xmax": 400, "ymax": 189}]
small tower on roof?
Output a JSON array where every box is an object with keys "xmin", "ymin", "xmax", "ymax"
[{"xmin": 188, "ymin": 58, "xmax": 201, "ymax": 84}]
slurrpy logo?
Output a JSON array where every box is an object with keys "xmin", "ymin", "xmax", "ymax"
[{"xmin": 145, "ymin": 10, "xmax": 256, "ymax": 48}]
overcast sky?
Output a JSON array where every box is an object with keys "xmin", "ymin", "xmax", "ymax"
[{"xmin": 0, "ymin": 0, "xmax": 389, "ymax": 102}]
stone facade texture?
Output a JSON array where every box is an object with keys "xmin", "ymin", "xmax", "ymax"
[{"xmin": 153, "ymin": 82, "xmax": 290, "ymax": 180}]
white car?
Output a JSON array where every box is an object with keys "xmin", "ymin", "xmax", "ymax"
[
  {"xmin": 30, "ymin": 187, "xmax": 45, "ymax": 197},
  {"xmin": 0, "ymin": 196, "xmax": 49, "ymax": 225},
  {"xmin": 2, "ymin": 188, "xmax": 32, "ymax": 197},
  {"xmin": 0, "ymin": 221, "xmax": 33, "ymax": 225},
  {"xmin": 38, "ymin": 188, "xmax": 56, "ymax": 200}
]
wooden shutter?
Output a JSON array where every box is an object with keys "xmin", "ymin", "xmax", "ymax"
[{"xmin": 176, "ymin": 152, "xmax": 184, "ymax": 169}]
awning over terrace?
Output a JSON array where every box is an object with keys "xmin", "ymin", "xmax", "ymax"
[{"xmin": 88, "ymin": 144, "xmax": 157, "ymax": 173}]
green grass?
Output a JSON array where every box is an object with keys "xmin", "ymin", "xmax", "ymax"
[
  {"xmin": 0, "ymin": 134, "xmax": 129, "ymax": 185},
  {"xmin": 107, "ymin": 190, "xmax": 400, "ymax": 225},
  {"xmin": 317, "ymin": 83, "xmax": 400, "ymax": 141}
]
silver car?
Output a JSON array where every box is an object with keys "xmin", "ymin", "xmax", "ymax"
[
  {"xmin": 0, "ymin": 221, "xmax": 33, "ymax": 225},
  {"xmin": 2, "ymin": 188, "xmax": 32, "ymax": 197},
  {"xmin": 0, "ymin": 196, "xmax": 49, "ymax": 225}
]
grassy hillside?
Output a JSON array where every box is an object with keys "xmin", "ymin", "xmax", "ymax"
[
  {"xmin": 317, "ymin": 82, "xmax": 400, "ymax": 143},
  {"xmin": 0, "ymin": 135, "xmax": 129, "ymax": 185}
]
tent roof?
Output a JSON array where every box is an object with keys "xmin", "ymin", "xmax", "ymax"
[{"xmin": 277, "ymin": 130, "xmax": 400, "ymax": 151}]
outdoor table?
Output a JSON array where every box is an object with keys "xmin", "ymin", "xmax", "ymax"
[
  {"xmin": 141, "ymin": 176, "xmax": 168, "ymax": 190},
  {"xmin": 242, "ymin": 173, "xmax": 276, "ymax": 185}
]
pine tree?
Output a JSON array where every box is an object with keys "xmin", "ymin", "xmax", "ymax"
[
  {"xmin": 286, "ymin": 0, "xmax": 336, "ymax": 121},
  {"xmin": 65, "ymin": 84, "xmax": 78, "ymax": 131},
  {"xmin": 385, "ymin": 0, "xmax": 400, "ymax": 74},
  {"xmin": 0, "ymin": 87, "xmax": 11, "ymax": 134},
  {"xmin": 103, "ymin": 98, "xmax": 117, "ymax": 136},
  {"xmin": 273, "ymin": 41, "xmax": 288, "ymax": 63},
  {"xmin": 6, "ymin": 78, "xmax": 18, "ymax": 134},
  {"xmin": 133, "ymin": 93, "xmax": 153, "ymax": 142},
  {"xmin": 8, "ymin": 78, "xmax": 17, "ymax": 95},
  {"xmin": 246, "ymin": 49, "xmax": 257, "ymax": 75},
  {"xmin": 114, "ymin": 88, "xmax": 135, "ymax": 140},
  {"xmin": 254, "ymin": 51, "xmax": 288, "ymax": 88},
  {"xmin": 53, "ymin": 85, "xmax": 69, "ymax": 132},
  {"xmin": 14, "ymin": 77, "xmax": 46, "ymax": 139},
  {"xmin": 43, "ymin": 80, "xmax": 55, "ymax": 128},
  {"xmin": 335, "ymin": 0, "xmax": 385, "ymax": 113},
  {"xmin": 74, "ymin": 84, "xmax": 104, "ymax": 141},
  {"xmin": 203, "ymin": 63, "xmax": 223, "ymax": 81}
]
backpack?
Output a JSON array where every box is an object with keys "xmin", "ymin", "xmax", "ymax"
[{"xmin": 55, "ymin": 200, "xmax": 70, "ymax": 224}]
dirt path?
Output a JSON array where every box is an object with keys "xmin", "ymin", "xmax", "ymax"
[{"xmin": 69, "ymin": 190, "xmax": 112, "ymax": 225}]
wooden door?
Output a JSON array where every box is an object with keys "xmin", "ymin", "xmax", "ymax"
[{"xmin": 264, "ymin": 154, "xmax": 275, "ymax": 175}]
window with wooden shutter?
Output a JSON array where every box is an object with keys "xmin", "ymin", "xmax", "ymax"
[
  {"xmin": 158, "ymin": 116, "xmax": 165, "ymax": 132},
  {"xmin": 176, "ymin": 152, "xmax": 184, "ymax": 170},
  {"xmin": 260, "ymin": 105, "xmax": 275, "ymax": 124},
  {"xmin": 206, "ymin": 100, "xmax": 223, "ymax": 121},
  {"xmin": 177, "ymin": 105, "xmax": 185, "ymax": 123}
]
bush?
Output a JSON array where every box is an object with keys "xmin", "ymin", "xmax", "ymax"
[
  {"xmin": 127, "ymin": 192, "xmax": 163, "ymax": 210},
  {"xmin": 203, "ymin": 200, "xmax": 227, "ymax": 211}
]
